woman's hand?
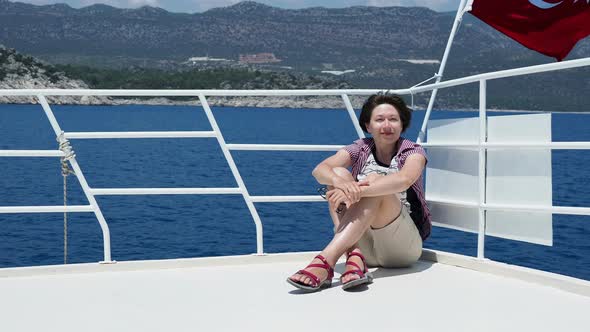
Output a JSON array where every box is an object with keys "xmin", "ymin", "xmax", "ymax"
[
  {"xmin": 326, "ymin": 188, "xmax": 349, "ymax": 213},
  {"xmin": 326, "ymin": 182, "xmax": 369, "ymax": 212},
  {"xmin": 331, "ymin": 176, "xmax": 369, "ymax": 205}
]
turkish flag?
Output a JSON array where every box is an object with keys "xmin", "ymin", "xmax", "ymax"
[{"xmin": 470, "ymin": 0, "xmax": 590, "ymax": 61}]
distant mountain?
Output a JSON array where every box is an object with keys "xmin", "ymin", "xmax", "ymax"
[
  {"xmin": 1, "ymin": 0, "xmax": 586, "ymax": 67},
  {"xmin": 0, "ymin": 0, "xmax": 589, "ymax": 110}
]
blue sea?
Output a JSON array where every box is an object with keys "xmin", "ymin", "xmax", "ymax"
[{"xmin": 1, "ymin": 104, "xmax": 589, "ymax": 281}]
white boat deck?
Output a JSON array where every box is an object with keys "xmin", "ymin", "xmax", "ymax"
[{"xmin": 1, "ymin": 250, "xmax": 589, "ymax": 332}]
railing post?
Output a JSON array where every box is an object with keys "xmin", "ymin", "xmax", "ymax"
[
  {"xmin": 198, "ymin": 94, "xmax": 265, "ymax": 255},
  {"xmin": 478, "ymin": 80, "xmax": 487, "ymax": 259},
  {"xmin": 37, "ymin": 95, "xmax": 114, "ymax": 263},
  {"xmin": 341, "ymin": 94, "xmax": 365, "ymax": 139},
  {"xmin": 417, "ymin": 0, "xmax": 471, "ymax": 143}
]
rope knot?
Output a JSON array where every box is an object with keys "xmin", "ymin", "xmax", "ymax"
[
  {"xmin": 57, "ymin": 131, "xmax": 76, "ymax": 176},
  {"xmin": 56, "ymin": 131, "xmax": 76, "ymax": 264}
]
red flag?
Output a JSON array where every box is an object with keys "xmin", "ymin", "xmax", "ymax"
[{"xmin": 470, "ymin": 0, "xmax": 590, "ymax": 61}]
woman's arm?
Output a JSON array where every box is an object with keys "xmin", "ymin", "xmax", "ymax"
[
  {"xmin": 313, "ymin": 149, "xmax": 368, "ymax": 206},
  {"xmin": 360, "ymin": 153, "xmax": 426, "ymax": 197},
  {"xmin": 311, "ymin": 149, "xmax": 353, "ymax": 185}
]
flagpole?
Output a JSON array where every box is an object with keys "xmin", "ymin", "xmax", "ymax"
[{"xmin": 416, "ymin": 0, "xmax": 472, "ymax": 143}]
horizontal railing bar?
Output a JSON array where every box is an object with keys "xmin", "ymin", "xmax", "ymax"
[
  {"xmin": 226, "ymin": 144, "xmax": 344, "ymax": 151},
  {"xmin": 410, "ymin": 57, "xmax": 590, "ymax": 94},
  {"xmin": 421, "ymin": 142, "xmax": 590, "ymax": 149},
  {"xmin": 427, "ymin": 197, "xmax": 479, "ymax": 208},
  {"xmin": 0, "ymin": 58, "xmax": 587, "ymax": 98},
  {"xmin": 89, "ymin": 188, "xmax": 243, "ymax": 195},
  {"xmin": 0, "ymin": 150, "xmax": 65, "ymax": 157},
  {"xmin": 0, "ymin": 205, "xmax": 94, "ymax": 214},
  {"xmin": 487, "ymin": 142, "xmax": 590, "ymax": 149},
  {"xmin": 483, "ymin": 203, "xmax": 590, "ymax": 216},
  {"xmin": 65, "ymin": 131, "xmax": 217, "ymax": 139},
  {"xmin": 427, "ymin": 198, "xmax": 590, "ymax": 216},
  {"xmin": 250, "ymin": 195, "xmax": 325, "ymax": 202}
]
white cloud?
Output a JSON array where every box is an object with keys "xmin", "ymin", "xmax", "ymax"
[
  {"xmin": 20, "ymin": 0, "xmax": 162, "ymax": 9},
  {"xmin": 366, "ymin": 0, "xmax": 459, "ymax": 11},
  {"xmin": 18, "ymin": 0, "xmax": 57, "ymax": 4},
  {"xmin": 191, "ymin": 0, "xmax": 241, "ymax": 12},
  {"xmin": 129, "ymin": 0, "xmax": 159, "ymax": 6},
  {"xmin": 78, "ymin": 0, "xmax": 160, "ymax": 8}
]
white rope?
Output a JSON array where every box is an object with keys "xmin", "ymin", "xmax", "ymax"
[
  {"xmin": 57, "ymin": 132, "xmax": 76, "ymax": 264},
  {"xmin": 409, "ymin": 74, "xmax": 442, "ymax": 109}
]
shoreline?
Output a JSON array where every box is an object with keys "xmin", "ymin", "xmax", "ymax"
[
  {"xmin": 0, "ymin": 102, "xmax": 575, "ymax": 114},
  {"xmin": 1, "ymin": 99, "xmax": 584, "ymax": 114},
  {"xmin": 0, "ymin": 96, "xmax": 586, "ymax": 114}
]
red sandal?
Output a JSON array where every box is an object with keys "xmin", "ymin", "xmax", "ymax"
[
  {"xmin": 286, "ymin": 254, "xmax": 334, "ymax": 292},
  {"xmin": 340, "ymin": 251, "xmax": 373, "ymax": 290}
]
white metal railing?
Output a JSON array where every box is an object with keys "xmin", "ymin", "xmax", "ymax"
[
  {"xmin": 226, "ymin": 144, "xmax": 344, "ymax": 151},
  {"xmin": 64, "ymin": 131, "xmax": 217, "ymax": 139},
  {"xmin": 421, "ymin": 142, "xmax": 590, "ymax": 149},
  {"xmin": 0, "ymin": 57, "xmax": 589, "ymax": 263},
  {"xmin": 0, "ymin": 150, "xmax": 66, "ymax": 157},
  {"xmin": 0, "ymin": 206, "xmax": 95, "ymax": 213}
]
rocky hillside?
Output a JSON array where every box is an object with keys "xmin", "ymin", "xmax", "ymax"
[
  {"xmin": 0, "ymin": 45, "xmax": 361, "ymax": 108},
  {"xmin": 0, "ymin": 45, "xmax": 109, "ymax": 104}
]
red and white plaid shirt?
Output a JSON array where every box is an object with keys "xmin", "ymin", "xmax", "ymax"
[{"xmin": 344, "ymin": 137, "xmax": 431, "ymax": 240}]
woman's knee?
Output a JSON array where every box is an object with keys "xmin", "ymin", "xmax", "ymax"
[{"xmin": 369, "ymin": 195, "xmax": 402, "ymax": 229}]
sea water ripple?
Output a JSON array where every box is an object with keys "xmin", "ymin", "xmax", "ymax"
[{"xmin": 0, "ymin": 104, "xmax": 589, "ymax": 281}]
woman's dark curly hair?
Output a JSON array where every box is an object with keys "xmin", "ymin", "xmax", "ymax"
[{"xmin": 359, "ymin": 93, "xmax": 412, "ymax": 133}]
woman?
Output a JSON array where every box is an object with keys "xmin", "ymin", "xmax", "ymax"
[{"xmin": 287, "ymin": 93, "xmax": 431, "ymax": 292}]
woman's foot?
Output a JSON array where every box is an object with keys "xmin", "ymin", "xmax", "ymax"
[
  {"xmin": 340, "ymin": 249, "xmax": 373, "ymax": 290},
  {"xmin": 287, "ymin": 255, "xmax": 334, "ymax": 292}
]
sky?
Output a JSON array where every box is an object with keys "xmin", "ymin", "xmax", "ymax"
[{"xmin": 14, "ymin": 1, "xmax": 463, "ymax": 13}]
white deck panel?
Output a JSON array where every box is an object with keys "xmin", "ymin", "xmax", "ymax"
[{"xmin": 1, "ymin": 252, "xmax": 589, "ymax": 332}]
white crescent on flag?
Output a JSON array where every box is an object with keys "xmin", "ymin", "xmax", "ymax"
[
  {"xmin": 528, "ymin": 0, "xmax": 563, "ymax": 9},
  {"xmin": 529, "ymin": 0, "xmax": 590, "ymax": 8},
  {"xmin": 471, "ymin": 0, "xmax": 590, "ymax": 60}
]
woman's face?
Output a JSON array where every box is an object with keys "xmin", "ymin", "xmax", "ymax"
[{"xmin": 365, "ymin": 103, "xmax": 403, "ymax": 144}]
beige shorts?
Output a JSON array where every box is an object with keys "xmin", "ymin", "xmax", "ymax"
[{"xmin": 357, "ymin": 206, "xmax": 423, "ymax": 268}]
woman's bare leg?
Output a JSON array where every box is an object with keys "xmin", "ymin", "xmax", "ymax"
[
  {"xmin": 321, "ymin": 193, "xmax": 401, "ymax": 265},
  {"xmin": 327, "ymin": 167, "xmax": 353, "ymax": 230},
  {"xmin": 326, "ymin": 168, "xmax": 364, "ymax": 284},
  {"xmin": 289, "ymin": 169, "xmax": 402, "ymax": 286}
]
